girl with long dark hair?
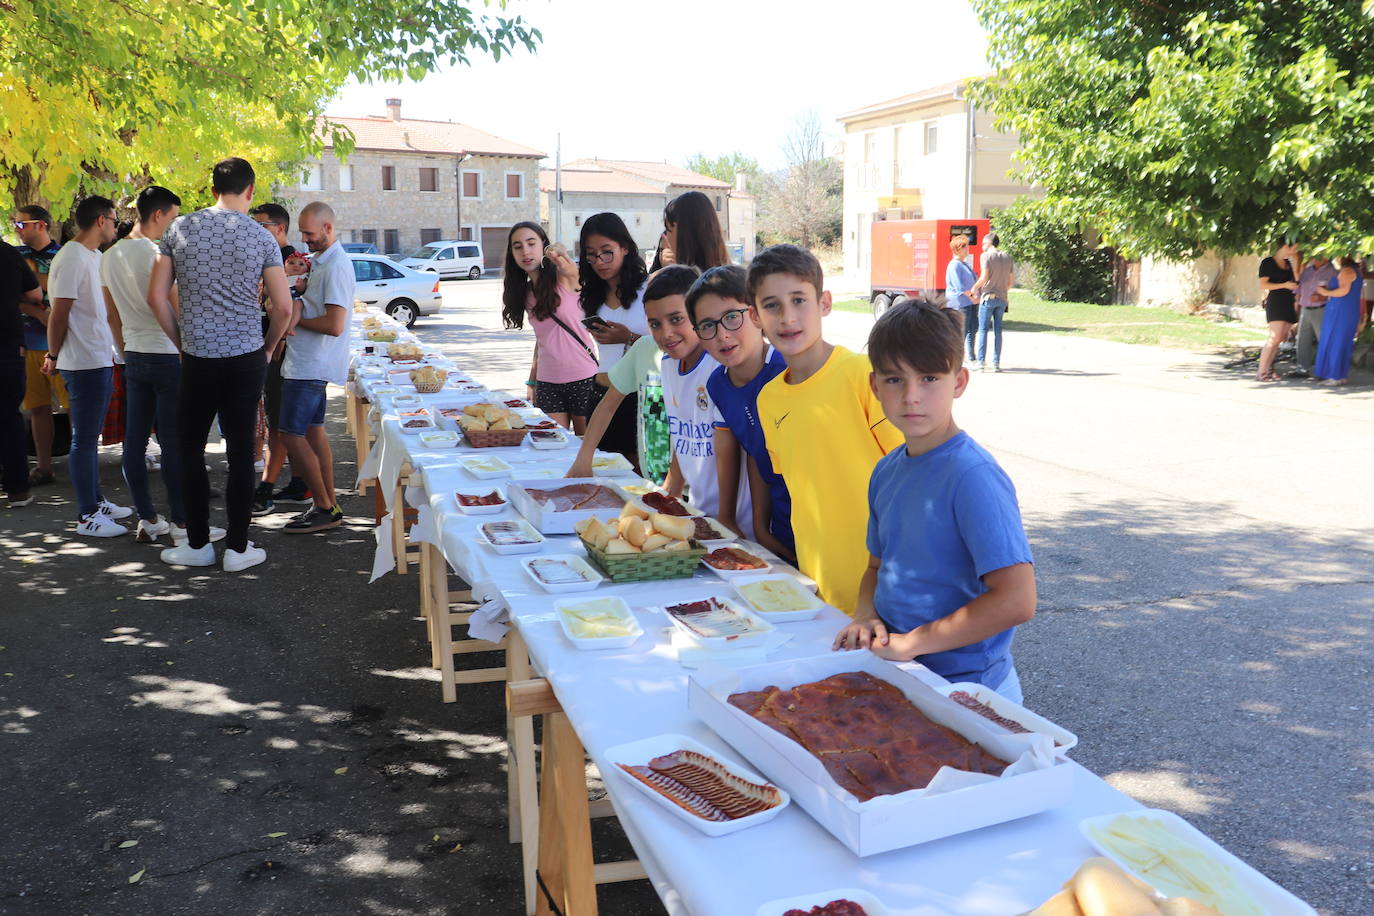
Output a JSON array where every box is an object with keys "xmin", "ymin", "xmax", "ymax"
[
  {"xmin": 501, "ymin": 221, "xmax": 599, "ymax": 432},
  {"xmin": 663, "ymin": 190, "xmax": 730, "ymax": 271},
  {"xmin": 577, "ymin": 212, "xmax": 650, "ymax": 464}
]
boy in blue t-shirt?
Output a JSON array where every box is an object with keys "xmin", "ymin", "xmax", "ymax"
[
  {"xmin": 685, "ymin": 266, "xmax": 794, "ymax": 561},
  {"xmin": 833, "ymin": 299, "xmax": 1035, "ymax": 701}
]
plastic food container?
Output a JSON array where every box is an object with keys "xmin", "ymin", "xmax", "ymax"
[
  {"xmin": 390, "ymin": 394, "xmax": 423, "ymax": 409},
  {"xmin": 398, "ymin": 417, "xmax": 436, "ymax": 435},
  {"xmin": 754, "ymin": 889, "xmax": 890, "ymax": 916},
  {"xmin": 591, "ymin": 452, "xmax": 635, "ymax": 476},
  {"xmin": 475, "ymin": 519, "xmax": 544, "ymax": 555},
  {"xmin": 692, "ymin": 516, "xmax": 739, "ymax": 548},
  {"xmin": 417, "ymin": 430, "xmax": 460, "ymax": 449},
  {"xmin": 461, "ymin": 456, "xmax": 513, "ymax": 479},
  {"xmin": 936, "ymin": 682, "xmax": 1078, "ymax": 753},
  {"xmin": 554, "ymin": 595, "xmax": 642, "ymax": 649},
  {"xmin": 604, "ymin": 733, "xmax": 790, "ymax": 837},
  {"xmin": 660, "ymin": 596, "xmax": 775, "ymax": 649},
  {"xmin": 701, "ymin": 547, "xmax": 772, "ymax": 580},
  {"xmin": 520, "ymin": 554, "xmax": 605, "ymax": 593},
  {"xmin": 527, "ymin": 429, "xmax": 570, "ymax": 450},
  {"xmin": 730, "ymin": 574, "xmax": 825, "ymax": 623},
  {"xmin": 453, "ymin": 487, "xmax": 506, "ymax": 516}
]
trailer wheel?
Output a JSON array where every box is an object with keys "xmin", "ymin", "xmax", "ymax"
[{"xmin": 871, "ymin": 293, "xmax": 893, "ymax": 318}]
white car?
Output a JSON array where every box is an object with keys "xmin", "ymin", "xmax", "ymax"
[
  {"xmin": 350, "ymin": 254, "xmax": 443, "ymax": 327},
  {"xmin": 397, "ymin": 240, "xmax": 485, "ymax": 280}
]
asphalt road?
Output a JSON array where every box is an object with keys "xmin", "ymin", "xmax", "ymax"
[{"xmin": 2, "ymin": 278, "xmax": 1371, "ymax": 915}]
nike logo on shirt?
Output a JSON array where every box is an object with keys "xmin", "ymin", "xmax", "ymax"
[{"xmin": 773, "ymin": 412, "xmax": 790, "ymax": 429}]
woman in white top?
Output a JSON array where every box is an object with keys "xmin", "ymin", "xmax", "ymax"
[{"xmin": 577, "ymin": 212, "xmax": 649, "ymax": 464}]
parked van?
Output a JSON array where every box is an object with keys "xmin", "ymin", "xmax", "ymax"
[{"xmin": 398, "ymin": 241, "xmax": 484, "ymax": 280}]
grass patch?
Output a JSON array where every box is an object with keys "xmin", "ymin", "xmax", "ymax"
[{"xmin": 833, "ymin": 291, "xmax": 1266, "ymax": 351}]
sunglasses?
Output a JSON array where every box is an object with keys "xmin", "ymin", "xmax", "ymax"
[{"xmin": 13, "ymin": 219, "xmax": 43, "ymax": 230}]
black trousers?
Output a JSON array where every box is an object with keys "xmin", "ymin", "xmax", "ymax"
[
  {"xmin": 178, "ymin": 348, "xmax": 267, "ymax": 551},
  {"xmin": 0, "ymin": 355, "xmax": 27, "ymax": 497}
]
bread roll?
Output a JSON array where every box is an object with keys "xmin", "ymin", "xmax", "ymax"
[
  {"xmin": 663, "ymin": 539, "xmax": 690, "ymax": 551},
  {"xmin": 575, "ymin": 517, "xmax": 598, "ymax": 537},
  {"xmin": 620, "ymin": 501, "xmax": 651, "ymax": 520},
  {"xmin": 651, "ymin": 513, "xmax": 694, "ymax": 541},
  {"xmin": 507, "ymin": 414, "xmax": 526, "ymax": 429},
  {"xmin": 1157, "ymin": 901, "xmax": 1223, "ymax": 916},
  {"xmin": 592, "ymin": 524, "xmax": 615, "ymax": 551},
  {"xmin": 463, "ymin": 404, "xmax": 486, "ymax": 417},
  {"xmin": 489, "ymin": 419, "xmax": 512, "ymax": 430},
  {"xmin": 482, "ymin": 405, "xmax": 504, "ymax": 424},
  {"xmin": 640, "ymin": 533, "xmax": 671, "ymax": 553},
  {"xmin": 623, "ymin": 517, "xmax": 651, "ymax": 548},
  {"xmin": 1027, "ymin": 888, "xmax": 1084, "ymax": 916},
  {"xmin": 603, "ymin": 537, "xmax": 639, "ymax": 554},
  {"xmin": 1072, "ymin": 859, "xmax": 1161, "ymax": 916},
  {"xmin": 458, "ymin": 416, "xmax": 487, "ymax": 432}
]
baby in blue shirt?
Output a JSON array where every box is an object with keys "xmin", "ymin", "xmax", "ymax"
[{"xmin": 833, "ymin": 299, "xmax": 1035, "ymax": 701}]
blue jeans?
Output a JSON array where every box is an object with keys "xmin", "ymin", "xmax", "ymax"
[
  {"xmin": 122, "ymin": 352, "xmax": 184, "ymax": 524},
  {"xmin": 278, "ymin": 377, "xmax": 327, "ymax": 437},
  {"xmin": 960, "ymin": 304, "xmax": 978, "ymax": 360},
  {"xmin": 977, "ymin": 298, "xmax": 1006, "ymax": 366},
  {"xmin": 60, "ymin": 366, "xmax": 113, "ymax": 518}
]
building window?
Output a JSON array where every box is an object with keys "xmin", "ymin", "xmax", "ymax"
[
  {"xmin": 864, "ymin": 132, "xmax": 878, "ymax": 164},
  {"xmin": 461, "ymin": 170, "xmax": 481, "ymax": 199},
  {"xmin": 359, "ymin": 229, "xmax": 378, "ymax": 247},
  {"xmin": 382, "ymin": 165, "xmax": 397, "ymax": 191},
  {"xmin": 420, "ymin": 228, "xmax": 442, "ymax": 246},
  {"xmin": 339, "ymin": 164, "xmax": 353, "ymax": 192},
  {"xmin": 420, "ymin": 167, "xmax": 439, "ymax": 192},
  {"xmin": 459, "ymin": 226, "xmax": 475, "ymax": 242},
  {"xmin": 715, "ymin": 195, "xmax": 723, "ymax": 211},
  {"xmin": 924, "ymin": 121, "xmax": 938, "ymax": 155},
  {"xmin": 300, "ymin": 161, "xmax": 322, "ymax": 191},
  {"xmin": 504, "ymin": 172, "xmax": 524, "ymax": 200},
  {"xmin": 384, "ymin": 229, "xmax": 400, "ymax": 253},
  {"xmin": 573, "ymin": 215, "xmax": 581, "ymax": 227}
]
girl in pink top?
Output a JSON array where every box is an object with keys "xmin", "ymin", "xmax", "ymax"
[{"xmin": 501, "ymin": 221, "xmax": 599, "ymax": 432}]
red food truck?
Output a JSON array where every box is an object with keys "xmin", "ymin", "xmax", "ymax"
[{"xmin": 869, "ymin": 218, "xmax": 991, "ymax": 316}]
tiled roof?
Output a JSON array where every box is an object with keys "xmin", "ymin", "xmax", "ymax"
[
  {"xmin": 320, "ymin": 115, "xmax": 546, "ymax": 159},
  {"xmin": 537, "ymin": 167, "xmax": 664, "ymax": 196},
  {"xmin": 563, "ymin": 158, "xmax": 732, "ymax": 190},
  {"xmin": 836, "ymin": 74, "xmax": 994, "ymax": 123}
]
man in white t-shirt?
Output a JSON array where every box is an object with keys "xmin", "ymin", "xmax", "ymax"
[
  {"xmin": 278, "ymin": 201, "xmax": 355, "ymax": 534},
  {"xmin": 42, "ymin": 195, "xmax": 130, "ymax": 536},
  {"xmin": 103, "ymin": 185, "xmax": 225, "ymax": 547}
]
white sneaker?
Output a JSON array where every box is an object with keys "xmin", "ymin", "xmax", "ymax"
[
  {"xmin": 160, "ymin": 542, "xmax": 215, "ymax": 566},
  {"xmin": 98, "ymin": 498, "xmax": 134, "ymax": 520},
  {"xmin": 136, "ymin": 516, "xmax": 172, "ymax": 543},
  {"xmin": 77, "ymin": 512, "xmax": 129, "ymax": 538},
  {"xmin": 145, "ymin": 453, "xmax": 161, "ymax": 472},
  {"xmin": 171, "ymin": 524, "xmax": 227, "ymax": 545},
  {"xmin": 223, "ymin": 540, "xmax": 266, "ymax": 573}
]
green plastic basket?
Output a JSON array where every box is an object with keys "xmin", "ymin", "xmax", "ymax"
[{"xmin": 580, "ymin": 537, "xmax": 707, "ymax": 582}]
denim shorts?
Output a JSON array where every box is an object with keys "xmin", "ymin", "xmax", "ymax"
[{"xmin": 278, "ymin": 378, "xmax": 327, "ymax": 436}]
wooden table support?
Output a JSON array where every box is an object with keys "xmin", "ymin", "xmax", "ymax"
[
  {"xmin": 348, "ymin": 389, "xmax": 375, "ymax": 496},
  {"xmin": 419, "ymin": 540, "xmax": 506, "ymax": 703}
]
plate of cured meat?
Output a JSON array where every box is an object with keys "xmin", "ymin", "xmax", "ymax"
[
  {"xmin": 755, "ymin": 889, "xmax": 889, "ymax": 916},
  {"xmin": 604, "ymin": 733, "xmax": 790, "ymax": 837}
]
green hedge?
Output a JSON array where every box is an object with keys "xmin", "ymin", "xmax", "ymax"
[{"xmin": 993, "ymin": 198, "xmax": 1115, "ymax": 304}]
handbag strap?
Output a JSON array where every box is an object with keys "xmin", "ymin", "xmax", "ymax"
[{"xmin": 548, "ymin": 312, "xmax": 597, "ymax": 363}]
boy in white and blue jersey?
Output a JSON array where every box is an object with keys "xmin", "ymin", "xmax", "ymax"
[{"xmin": 833, "ymin": 298, "xmax": 1035, "ymax": 702}]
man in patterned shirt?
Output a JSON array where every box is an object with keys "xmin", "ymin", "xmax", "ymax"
[
  {"xmin": 12, "ymin": 205, "xmax": 66, "ymax": 486},
  {"xmin": 148, "ymin": 158, "xmax": 293, "ymax": 572}
]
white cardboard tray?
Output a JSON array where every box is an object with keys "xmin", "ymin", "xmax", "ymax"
[
  {"xmin": 604, "ymin": 733, "xmax": 790, "ymax": 837},
  {"xmin": 689, "ymin": 653, "xmax": 1070, "ymax": 857},
  {"xmin": 508, "ymin": 477, "xmax": 625, "ymax": 534},
  {"xmin": 1081, "ymin": 809, "xmax": 1317, "ymax": 916}
]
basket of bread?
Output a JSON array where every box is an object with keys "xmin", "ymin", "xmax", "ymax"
[
  {"xmin": 386, "ymin": 341, "xmax": 423, "ymax": 361},
  {"xmin": 457, "ymin": 402, "xmax": 528, "ymax": 447},
  {"xmin": 409, "ymin": 365, "xmax": 448, "ymax": 393},
  {"xmin": 574, "ymin": 502, "xmax": 707, "ymax": 582},
  {"xmin": 367, "ymin": 327, "xmax": 398, "ymax": 343}
]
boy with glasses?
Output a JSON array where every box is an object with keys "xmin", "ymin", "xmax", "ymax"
[
  {"xmin": 686, "ymin": 265, "xmax": 793, "ymax": 559},
  {"xmin": 12, "ymin": 206, "xmax": 67, "ymax": 486}
]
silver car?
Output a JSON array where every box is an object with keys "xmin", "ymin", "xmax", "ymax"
[{"xmin": 350, "ymin": 254, "xmax": 443, "ymax": 327}]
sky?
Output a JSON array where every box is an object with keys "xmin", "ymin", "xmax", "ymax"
[{"xmin": 331, "ymin": 0, "xmax": 990, "ymax": 172}]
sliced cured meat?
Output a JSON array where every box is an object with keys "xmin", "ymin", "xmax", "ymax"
[
  {"xmin": 949, "ymin": 690, "xmax": 1031, "ymax": 733},
  {"xmin": 618, "ymin": 750, "xmax": 781, "ymax": 822},
  {"xmin": 641, "ymin": 491, "xmax": 691, "ymax": 516}
]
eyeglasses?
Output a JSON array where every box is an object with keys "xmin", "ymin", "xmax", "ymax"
[
  {"xmin": 12, "ymin": 220, "xmax": 42, "ymax": 230},
  {"xmin": 694, "ymin": 307, "xmax": 748, "ymax": 340},
  {"xmin": 583, "ymin": 249, "xmax": 618, "ymax": 265}
]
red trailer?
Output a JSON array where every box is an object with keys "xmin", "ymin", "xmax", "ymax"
[{"xmin": 869, "ymin": 218, "xmax": 990, "ymax": 316}]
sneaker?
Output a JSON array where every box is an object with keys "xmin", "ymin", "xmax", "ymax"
[
  {"xmin": 29, "ymin": 468, "xmax": 55, "ymax": 486},
  {"xmin": 98, "ymin": 498, "xmax": 134, "ymax": 520},
  {"xmin": 282, "ymin": 505, "xmax": 343, "ymax": 534},
  {"xmin": 77, "ymin": 511, "xmax": 128, "ymax": 538},
  {"xmin": 160, "ymin": 542, "xmax": 215, "ymax": 567},
  {"xmin": 8, "ymin": 493, "xmax": 33, "ymax": 508},
  {"xmin": 136, "ymin": 516, "xmax": 172, "ymax": 543},
  {"xmin": 171, "ymin": 524, "xmax": 227, "ymax": 545},
  {"xmin": 144, "ymin": 453, "xmax": 161, "ymax": 473},
  {"xmin": 251, "ymin": 481, "xmax": 275, "ymax": 516},
  {"xmin": 223, "ymin": 540, "xmax": 267, "ymax": 572},
  {"xmin": 993, "ymin": 364, "xmax": 1003, "ymax": 373},
  {"xmin": 272, "ymin": 477, "xmax": 312, "ymax": 505},
  {"xmin": 975, "ymin": 363, "xmax": 986, "ymax": 373}
]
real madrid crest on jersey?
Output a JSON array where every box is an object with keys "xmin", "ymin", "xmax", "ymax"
[{"xmin": 695, "ymin": 385, "xmax": 709, "ymax": 412}]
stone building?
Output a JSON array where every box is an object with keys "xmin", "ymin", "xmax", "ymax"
[{"xmin": 286, "ymin": 99, "xmax": 545, "ymax": 269}]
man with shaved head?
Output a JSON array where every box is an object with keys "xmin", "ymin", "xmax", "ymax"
[{"xmin": 278, "ymin": 200, "xmax": 354, "ymax": 534}]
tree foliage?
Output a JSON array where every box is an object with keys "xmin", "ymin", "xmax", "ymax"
[
  {"xmin": 682, "ymin": 151, "xmax": 763, "ymax": 192},
  {"xmin": 757, "ymin": 111, "xmax": 842, "ymax": 249},
  {"xmin": 992, "ymin": 198, "xmax": 1115, "ymax": 304},
  {"xmin": 1, "ymin": 0, "xmax": 539, "ymax": 216},
  {"xmin": 970, "ymin": 0, "xmax": 1374, "ymax": 259}
]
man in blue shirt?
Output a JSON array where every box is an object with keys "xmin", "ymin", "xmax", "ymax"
[
  {"xmin": 834, "ymin": 298, "xmax": 1035, "ymax": 702},
  {"xmin": 944, "ymin": 234, "xmax": 977, "ymax": 364}
]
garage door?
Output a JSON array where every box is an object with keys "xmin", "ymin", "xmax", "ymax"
[{"xmin": 481, "ymin": 227, "xmax": 509, "ymax": 270}]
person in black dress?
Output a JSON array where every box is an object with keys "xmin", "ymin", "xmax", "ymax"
[{"xmin": 1256, "ymin": 242, "xmax": 1300, "ymax": 382}]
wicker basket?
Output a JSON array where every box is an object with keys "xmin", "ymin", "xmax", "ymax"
[
  {"xmin": 463, "ymin": 427, "xmax": 529, "ymax": 448},
  {"xmin": 580, "ymin": 537, "xmax": 707, "ymax": 582},
  {"xmin": 412, "ymin": 380, "xmax": 446, "ymax": 394}
]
